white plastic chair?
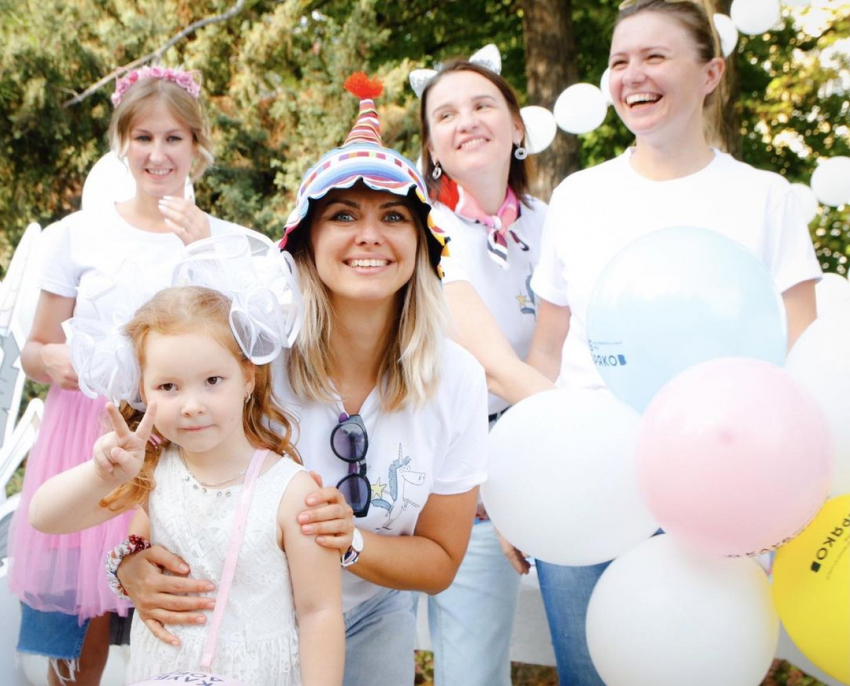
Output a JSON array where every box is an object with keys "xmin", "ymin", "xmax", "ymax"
[
  {"xmin": 0, "ymin": 399, "xmax": 43, "ymax": 502},
  {"xmin": 0, "ymin": 562, "xmax": 30, "ymax": 685},
  {"xmin": 0, "ymin": 223, "xmax": 42, "ymax": 452}
]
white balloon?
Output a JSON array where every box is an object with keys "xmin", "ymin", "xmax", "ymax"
[
  {"xmin": 553, "ymin": 83, "xmax": 608, "ymax": 135},
  {"xmin": 730, "ymin": 0, "xmax": 781, "ymax": 35},
  {"xmin": 587, "ymin": 535, "xmax": 779, "ymax": 686},
  {"xmin": 786, "ymin": 313, "xmax": 850, "ymax": 496},
  {"xmin": 815, "ymin": 272, "xmax": 850, "ymax": 320},
  {"xmin": 790, "ymin": 182, "xmax": 819, "ymax": 224},
  {"xmin": 481, "ymin": 389, "xmax": 658, "ymax": 566},
  {"xmin": 599, "ymin": 68, "xmax": 613, "ymax": 106},
  {"xmin": 81, "ymin": 151, "xmax": 136, "ymax": 211},
  {"xmin": 712, "ymin": 14, "xmax": 740, "ymax": 57},
  {"xmin": 810, "ymin": 156, "xmax": 850, "ymax": 207},
  {"xmin": 520, "ymin": 106, "xmax": 557, "ymax": 155}
]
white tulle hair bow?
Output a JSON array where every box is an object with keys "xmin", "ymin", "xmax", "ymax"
[
  {"xmin": 409, "ymin": 43, "xmax": 502, "ymax": 98},
  {"xmin": 65, "ymin": 231, "xmax": 303, "ymax": 408},
  {"xmin": 172, "ymin": 231, "xmax": 303, "ymax": 365},
  {"xmin": 63, "ymin": 315, "xmax": 146, "ymax": 409}
]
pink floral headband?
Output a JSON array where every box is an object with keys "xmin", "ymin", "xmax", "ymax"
[{"xmin": 111, "ymin": 66, "xmax": 201, "ymax": 107}]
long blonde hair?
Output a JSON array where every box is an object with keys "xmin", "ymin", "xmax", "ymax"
[
  {"xmin": 286, "ymin": 194, "xmax": 448, "ymax": 412},
  {"xmin": 101, "ymin": 287, "xmax": 299, "ymax": 511},
  {"xmin": 108, "ymin": 75, "xmax": 214, "ymax": 180}
]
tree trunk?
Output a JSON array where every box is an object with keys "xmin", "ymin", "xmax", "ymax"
[{"xmin": 521, "ymin": 0, "xmax": 580, "ymax": 201}]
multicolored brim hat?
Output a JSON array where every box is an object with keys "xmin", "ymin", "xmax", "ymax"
[{"xmin": 279, "ymin": 73, "xmax": 449, "ymax": 277}]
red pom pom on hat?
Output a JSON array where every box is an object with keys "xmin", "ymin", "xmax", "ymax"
[
  {"xmin": 342, "ymin": 73, "xmax": 384, "ymax": 147},
  {"xmin": 344, "ymin": 72, "xmax": 384, "ymax": 100}
]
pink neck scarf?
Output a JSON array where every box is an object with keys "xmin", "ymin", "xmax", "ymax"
[{"xmin": 438, "ymin": 178, "xmax": 528, "ymax": 269}]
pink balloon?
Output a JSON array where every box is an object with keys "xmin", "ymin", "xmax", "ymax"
[{"xmin": 637, "ymin": 358, "xmax": 833, "ymax": 557}]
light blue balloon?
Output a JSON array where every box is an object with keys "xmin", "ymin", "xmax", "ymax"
[{"xmin": 586, "ymin": 227, "xmax": 787, "ymax": 412}]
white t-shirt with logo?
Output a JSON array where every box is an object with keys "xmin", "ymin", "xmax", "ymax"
[
  {"xmin": 39, "ymin": 203, "xmax": 243, "ymax": 320},
  {"xmin": 435, "ymin": 197, "xmax": 547, "ymax": 414},
  {"xmin": 272, "ymin": 341, "xmax": 488, "ymax": 611},
  {"xmin": 531, "ymin": 149, "xmax": 823, "ymax": 391}
]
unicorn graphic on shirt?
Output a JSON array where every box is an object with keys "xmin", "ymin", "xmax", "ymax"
[
  {"xmin": 371, "ymin": 443, "xmax": 425, "ymax": 530},
  {"xmin": 516, "ymin": 265, "xmax": 537, "ymax": 317}
]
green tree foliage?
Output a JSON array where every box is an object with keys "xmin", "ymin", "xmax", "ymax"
[
  {"xmin": 738, "ymin": 9, "xmax": 850, "ymax": 273},
  {"xmin": 0, "ymin": 0, "xmax": 847, "ymax": 275}
]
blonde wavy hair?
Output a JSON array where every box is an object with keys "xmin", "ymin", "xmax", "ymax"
[
  {"xmin": 108, "ymin": 75, "xmax": 214, "ymax": 180},
  {"xmin": 101, "ymin": 286, "xmax": 299, "ymax": 512},
  {"xmin": 286, "ymin": 192, "xmax": 448, "ymax": 412}
]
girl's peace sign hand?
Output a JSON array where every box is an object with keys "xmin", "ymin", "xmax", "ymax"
[{"xmin": 92, "ymin": 403, "xmax": 158, "ymax": 486}]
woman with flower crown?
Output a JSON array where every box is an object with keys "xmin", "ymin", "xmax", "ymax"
[
  {"xmin": 8, "ymin": 65, "xmax": 248, "ymax": 685},
  {"xmin": 111, "ymin": 74, "xmax": 489, "ymax": 686}
]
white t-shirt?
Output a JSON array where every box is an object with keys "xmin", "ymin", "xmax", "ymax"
[
  {"xmin": 272, "ymin": 341, "xmax": 489, "ymax": 611},
  {"xmin": 531, "ymin": 149, "xmax": 823, "ymax": 391},
  {"xmin": 436, "ymin": 197, "xmax": 547, "ymax": 414},
  {"xmin": 39, "ymin": 203, "xmax": 243, "ymax": 320}
]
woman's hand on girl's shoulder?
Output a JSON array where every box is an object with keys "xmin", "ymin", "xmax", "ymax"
[
  {"xmin": 158, "ymin": 196, "xmax": 211, "ymax": 245},
  {"xmin": 92, "ymin": 402, "xmax": 157, "ymax": 485},
  {"xmin": 296, "ymin": 471, "xmax": 355, "ymax": 553}
]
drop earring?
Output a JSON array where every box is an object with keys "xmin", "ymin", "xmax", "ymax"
[
  {"xmin": 514, "ymin": 145, "xmax": 528, "ymax": 160},
  {"xmin": 432, "ymin": 161, "xmax": 443, "ymax": 180}
]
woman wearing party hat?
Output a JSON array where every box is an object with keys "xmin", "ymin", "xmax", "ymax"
[{"xmin": 112, "ymin": 73, "xmax": 489, "ymax": 685}]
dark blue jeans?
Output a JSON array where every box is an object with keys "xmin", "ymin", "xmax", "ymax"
[{"xmin": 536, "ymin": 560, "xmax": 609, "ymax": 686}]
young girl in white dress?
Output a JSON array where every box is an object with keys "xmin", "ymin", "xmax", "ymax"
[{"xmin": 28, "ymin": 285, "xmax": 344, "ymax": 686}]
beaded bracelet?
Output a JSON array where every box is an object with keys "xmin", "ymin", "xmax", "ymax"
[{"xmin": 105, "ymin": 534, "xmax": 151, "ymax": 600}]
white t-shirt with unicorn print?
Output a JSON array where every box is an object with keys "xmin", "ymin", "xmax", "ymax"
[
  {"xmin": 272, "ymin": 341, "xmax": 489, "ymax": 611},
  {"xmin": 434, "ymin": 197, "xmax": 547, "ymax": 415}
]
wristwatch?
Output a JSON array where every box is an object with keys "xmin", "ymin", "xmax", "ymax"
[{"xmin": 341, "ymin": 528, "xmax": 364, "ymax": 568}]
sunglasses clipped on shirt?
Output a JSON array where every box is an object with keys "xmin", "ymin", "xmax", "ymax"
[{"xmin": 331, "ymin": 412, "xmax": 371, "ymax": 518}]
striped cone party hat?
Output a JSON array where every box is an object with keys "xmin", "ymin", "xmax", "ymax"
[{"xmin": 279, "ymin": 72, "xmax": 448, "ymax": 276}]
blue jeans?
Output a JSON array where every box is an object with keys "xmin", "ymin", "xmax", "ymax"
[
  {"xmin": 343, "ymin": 587, "xmax": 416, "ymax": 686},
  {"xmin": 427, "ymin": 520, "xmax": 521, "ymax": 686},
  {"xmin": 18, "ymin": 603, "xmax": 89, "ymax": 660},
  {"xmin": 536, "ymin": 560, "xmax": 609, "ymax": 686}
]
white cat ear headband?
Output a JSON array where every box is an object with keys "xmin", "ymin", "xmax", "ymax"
[{"xmin": 409, "ymin": 44, "xmax": 502, "ymax": 98}]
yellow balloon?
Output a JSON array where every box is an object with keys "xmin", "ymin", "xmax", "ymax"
[{"xmin": 773, "ymin": 495, "xmax": 850, "ymax": 684}]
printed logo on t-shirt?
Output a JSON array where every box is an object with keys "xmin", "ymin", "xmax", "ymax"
[
  {"xmin": 516, "ymin": 266, "xmax": 537, "ymax": 317},
  {"xmin": 370, "ymin": 443, "xmax": 426, "ymax": 530}
]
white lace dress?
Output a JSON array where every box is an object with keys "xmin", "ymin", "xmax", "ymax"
[{"xmin": 126, "ymin": 448, "xmax": 304, "ymax": 685}]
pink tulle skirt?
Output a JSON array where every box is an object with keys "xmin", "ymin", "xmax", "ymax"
[{"xmin": 8, "ymin": 385, "xmax": 134, "ymax": 620}]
